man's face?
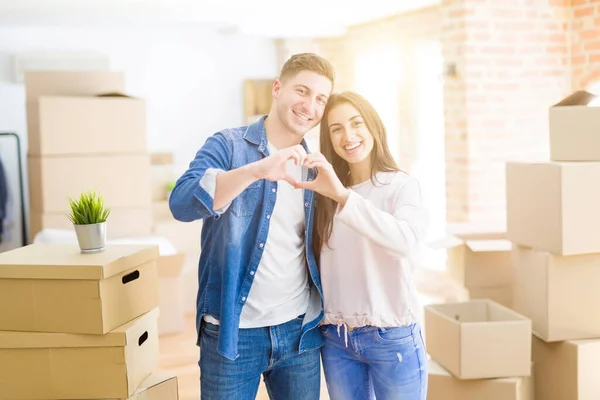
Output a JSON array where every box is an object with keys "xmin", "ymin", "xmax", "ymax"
[{"xmin": 272, "ymin": 70, "xmax": 333, "ymax": 137}]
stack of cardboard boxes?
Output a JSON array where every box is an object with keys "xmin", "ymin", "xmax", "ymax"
[
  {"xmin": 25, "ymin": 71, "xmax": 153, "ymax": 242},
  {"xmin": 425, "ymin": 90, "xmax": 600, "ymax": 399},
  {"xmin": 0, "ymin": 243, "xmax": 179, "ymax": 399},
  {"xmin": 507, "ymin": 90, "xmax": 600, "ymax": 400}
]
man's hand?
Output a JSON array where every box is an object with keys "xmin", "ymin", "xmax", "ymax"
[
  {"xmin": 250, "ymin": 144, "xmax": 308, "ymax": 187},
  {"xmin": 295, "ymin": 153, "xmax": 350, "ymax": 206}
]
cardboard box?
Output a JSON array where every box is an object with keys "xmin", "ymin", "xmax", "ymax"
[
  {"xmin": 28, "ymin": 154, "xmax": 152, "ymax": 213},
  {"xmin": 468, "ymin": 285, "xmax": 513, "ymax": 308},
  {"xmin": 123, "ymin": 372, "xmax": 178, "ymax": 400},
  {"xmin": 0, "ymin": 309, "xmax": 159, "ymax": 400},
  {"xmin": 25, "ymin": 71, "xmax": 125, "ymax": 103},
  {"xmin": 464, "ymin": 239, "xmax": 513, "ymax": 288},
  {"xmin": 27, "ymin": 95, "xmax": 146, "ymax": 156},
  {"xmin": 427, "ymin": 359, "xmax": 533, "ymax": 400},
  {"xmin": 532, "ymin": 335, "xmax": 600, "ymax": 400},
  {"xmin": 425, "ymin": 299, "xmax": 531, "ymax": 379},
  {"xmin": 0, "ymin": 244, "xmax": 159, "ymax": 334},
  {"xmin": 152, "ymin": 201, "xmax": 173, "ymax": 222},
  {"xmin": 157, "ymin": 254, "xmax": 186, "ymax": 336},
  {"xmin": 25, "ymin": 71, "xmax": 125, "ymax": 156},
  {"xmin": 426, "ymin": 235, "xmax": 465, "ymax": 284},
  {"xmin": 512, "ymin": 245, "xmax": 600, "ymax": 341},
  {"xmin": 153, "ymin": 220, "xmax": 202, "ymax": 253},
  {"xmin": 29, "ymin": 207, "xmax": 154, "ymax": 241},
  {"xmin": 151, "ymin": 165, "xmax": 178, "ymax": 201},
  {"xmin": 506, "ymin": 161, "xmax": 600, "ymax": 255},
  {"xmin": 150, "ymin": 152, "xmax": 174, "ymax": 166},
  {"xmin": 243, "ymin": 79, "xmax": 273, "ymax": 117},
  {"xmin": 549, "ymin": 90, "xmax": 600, "ymax": 161}
]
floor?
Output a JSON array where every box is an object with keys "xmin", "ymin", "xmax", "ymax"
[{"xmin": 156, "ymin": 268, "xmax": 465, "ymax": 400}]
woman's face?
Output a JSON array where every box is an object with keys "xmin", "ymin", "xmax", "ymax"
[{"xmin": 327, "ymin": 103, "xmax": 374, "ymax": 165}]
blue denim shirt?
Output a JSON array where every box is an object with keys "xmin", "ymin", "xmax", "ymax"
[{"xmin": 169, "ymin": 116, "xmax": 324, "ymax": 360}]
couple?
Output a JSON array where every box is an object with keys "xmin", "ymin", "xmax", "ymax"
[{"xmin": 169, "ymin": 53, "xmax": 429, "ymax": 400}]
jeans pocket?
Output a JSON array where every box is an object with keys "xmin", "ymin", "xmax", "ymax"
[
  {"xmin": 319, "ymin": 325, "xmax": 331, "ymax": 335},
  {"xmin": 375, "ymin": 324, "xmax": 414, "ymax": 344},
  {"xmin": 202, "ymin": 321, "xmax": 220, "ymax": 338}
]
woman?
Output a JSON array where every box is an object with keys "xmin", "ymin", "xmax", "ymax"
[{"xmin": 295, "ymin": 92, "xmax": 429, "ymax": 399}]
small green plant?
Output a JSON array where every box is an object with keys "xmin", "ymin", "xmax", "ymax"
[
  {"xmin": 165, "ymin": 180, "xmax": 176, "ymax": 192},
  {"xmin": 66, "ymin": 191, "xmax": 111, "ymax": 225}
]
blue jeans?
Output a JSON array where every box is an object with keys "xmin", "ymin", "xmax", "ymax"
[
  {"xmin": 321, "ymin": 323, "xmax": 427, "ymax": 400},
  {"xmin": 199, "ymin": 316, "xmax": 321, "ymax": 400}
]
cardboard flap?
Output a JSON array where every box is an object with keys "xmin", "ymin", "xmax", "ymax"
[
  {"xmin": 553, "ymin": 90, "xmax": 597, "ymax": 107},
  {"xmin": 427, "ymin": 235, "xmax": 463, "ymax": 250},
  {"xmin": 0, "ymin": 244, "xmax": 159, "ymax": 280},
  {"xmin": 129, "ymin": 372, "xmax": 178, "ymax": 398},
  {"xmin": 25, "ymin": 71, "xmax": 124, "ymax": 103},
  {"xmin": 466, "ymin": 239, "xmax": 512, "ymax": 252},
  {"xmin": 428, "ymin": 359, "xmax": 451, "ymax": 376},
  {"xmin": 429, "ymin": 299, "xmax": 528, "ymax": 324},
  {"xmin": 0, "ymin": 308, "xmax": 157, "ymax": 349},
  {"xmin": 39, "ymin": 95, "xmax": 142, "ymax": 104}
]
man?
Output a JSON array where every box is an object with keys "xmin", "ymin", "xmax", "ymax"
[{"xmin": 169, "ymin": 53, "xmax": 335, "ymax": 399}]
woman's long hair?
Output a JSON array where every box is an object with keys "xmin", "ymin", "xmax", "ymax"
[{"xmin": 312, "ymin": 92, "xmax": 400, "ymax": 262}]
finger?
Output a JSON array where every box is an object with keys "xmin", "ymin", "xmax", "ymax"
[
  {"xmin": 304, "ymin": 154, "xmax": 320, "ymax": 165},
  {"xmin": 294, "ymin": 180, "xmax": 314, "ymax": 190},
  {"xmin": 288, "ymin": 152, "xmax": 301, "ymax": 166},
  {"xmin": 294, "ymin": 147, "xmax": 308, "ymax": 166},
  {"xmin": 282, "ymin": 174, "xmax": 298, "ymax": 187},
  {"xmin": 304, "ymin": 160, "xmax": 328, "ymax": 170}
]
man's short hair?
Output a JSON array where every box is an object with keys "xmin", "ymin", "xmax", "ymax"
[{"xmin": 279, "ymin": 53, "xmax": 335, "ymax": 84}]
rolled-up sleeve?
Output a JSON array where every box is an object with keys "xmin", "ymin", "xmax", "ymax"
[{"xmin": 169, "ymin": 131, "xmax": 232, "ymax": 222}]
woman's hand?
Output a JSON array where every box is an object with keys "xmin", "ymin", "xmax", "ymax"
[{"xmin": 295, "ymin": 153, "xmax": 350, "ymax": 206}]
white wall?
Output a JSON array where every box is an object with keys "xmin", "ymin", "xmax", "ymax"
[{"xmin": 0, "ymin": 25, "xmax": 278, "ymax": 251}]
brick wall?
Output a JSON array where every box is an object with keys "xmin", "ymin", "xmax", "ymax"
[
  {"xmin": 444, "ymin": 0, "xmax": 572, "ymax": 224},
  {"xmin": 278, "ymin": 0, "xmax": 599, "ymax": 226},
  {"xmin": 571, "ymin": 0, "xmax": 600, "ymax": 89}
]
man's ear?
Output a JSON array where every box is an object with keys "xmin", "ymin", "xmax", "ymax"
[{"xmin": 272, "ymin": 79, "xmax": 282, "ymax": 99}]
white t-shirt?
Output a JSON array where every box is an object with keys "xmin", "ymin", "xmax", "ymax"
[{"xmin": 200, "ymin": 142, "xmax": 309, "ymax": 328}]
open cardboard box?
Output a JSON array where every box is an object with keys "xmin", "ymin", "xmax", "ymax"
[
  {"xmin": 425, "ymin": 299, "xmax": 532, "ymax": 379},
  {"xmin": 464, "ymin": 239, "xmax": 513, "ymax": 288},
  {"xmin": 549, "ymin": 90, "xmax": 600, "ymax": 162}
]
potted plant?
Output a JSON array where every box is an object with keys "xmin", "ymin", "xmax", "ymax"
[{"xmin": 66, "ymin": 190, "xmax": 111, "ymax": 254}]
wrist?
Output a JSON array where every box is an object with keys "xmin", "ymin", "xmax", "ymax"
[
  {"xmin": 335, "ymin": 188, "xmax": 351, "ymax": 206},
  {"xmin": 246, "ymin": 161, "xmax": 263, "ymax": 180}
]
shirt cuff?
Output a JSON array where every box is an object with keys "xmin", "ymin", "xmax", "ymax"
[{"xmin": 199, "ymin": 168, "xmax": 231, "ymax": 215}]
